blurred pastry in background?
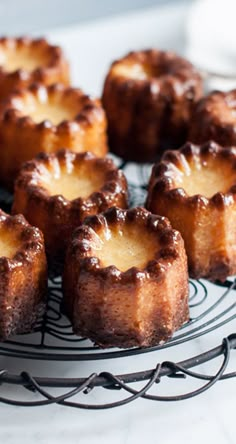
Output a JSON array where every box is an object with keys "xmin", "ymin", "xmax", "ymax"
[
  {"xmin": 102, "ymin": 49, "xmax": 202, "ymax": 162},
  {"xmin": 0, "ymin": 37, "xmax": 70, "ymax": 101},
  {"xmin": 189, "ymin": 90, "xmax": 236, "ymax": 147},
  {"xmin": 0, "ymin": 83, "xmax": 107, "ymax": 189}
]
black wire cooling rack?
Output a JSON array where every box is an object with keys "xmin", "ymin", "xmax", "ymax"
[{"xmin": 0, "ymin": 160, "xmax": 235, "ymax": 410}]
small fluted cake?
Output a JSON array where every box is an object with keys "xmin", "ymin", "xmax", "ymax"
[
  {"xmin": 0, "ymin": 209, "xmax": 47, "ymax": 340},
  {"xmin": 12, "ymin": 150, "xmax": 128, "ymax": 265},
  {"xmin": 0, "ymin": 36, "xmax": 70, "ymax": 101},
  {"xmin": 146, "ymin": 141, "xmax": 236, "ymax": 281},
  {"xmin": 102, "ymin": 49, "xmax": 203, "ymax": 162},
  {"xmin": 63, "ymin": 207, "xmax": 189, "ymax": 348},
  {"xmin": 0, "ymin": 83, "xmax": 107, "ymax": 189},
  {"xmin": 189, "ymin": 90, "xmax": 236, "ymax": 147}
]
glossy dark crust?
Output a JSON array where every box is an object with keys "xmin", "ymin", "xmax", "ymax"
[
  {"xmin": 63, "ymin": 207, "xmax": 189, "ymax": 348},
  {"xmin": 12, "ymin": 150, "xmax": 128, "ymax": 265},
  {"xmin": 0, "ymin": 83, "xmax": 108, "ymax": 189},
  {"xmin": 0, "ymin": 209, "xmax": 47, "ymax": 340},
  {"xmin": 0, "ymin": 36, "xmax": 70, "ymax": 100},
  {"xmin": 146, "ymin": 141, "xmax": 236, "ymax": 281},
  {"xmin": 189, "ymin": 90, "xmax": 236, "ymax": 146},
  {"xmin": 102, "ymin": 49, "xmax": 203, "ymax": 162}
]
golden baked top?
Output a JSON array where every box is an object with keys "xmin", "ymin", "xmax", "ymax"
[
  {"xmin": 43, "ymin": 161, "xmax": 106, "ymax": 200},
  {"xmin": 0, "ymin": 83, "xmax": 104, "ymax": 128},
  {"xmin": 0, "ymin": 36, "xmax": 69, "ymax": 79},
  {"xmin": 108, "ymin": 49, "xmax": 202, "ymax": 86},
  {"xmin": 201, "ymin": 90, "xmax": 236, "ymax": 126},
  {"xmin": 14, "ymin": 149, "xmax": 128, "ymax": 206},
  {"xmin": 97, "ymin": 224, "xmax": 158, "ymax": 271},
  {"xmin": 147, "ymin": 141, "xmax": 236, "ymax": 207},
  {"xmin": 70, "ymin": 207, "xmax": 182, "ymax": 276}
]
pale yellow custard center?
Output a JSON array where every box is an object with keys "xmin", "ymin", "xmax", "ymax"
[
  {"xmin": 14, "ymin": 89, "xmax": 77, "ymax": 125},
  {"xmin": 28, "ymin": 101, "xmax": 75, "ymax": 125},
  {"xmin": 113, "ymin": 62, "xmax": 152, "ymax": 80},
  {"xmin": 95, "ymin": 226, "xmax": 158, "ymax": 272},
  {"xmin": 0, "ymin": 229, "xmax": 20, "ymax": 259},
  {"xmin": 175, "ymin": 160, "xmax": 236, "ymax": 198},
  {"xmin": 0, "ymin": 48, "xmax": 47, "ymax": 73},
  {"xmin": 41, "ymin": 165, "xmax": 105, "ymax": 200}
]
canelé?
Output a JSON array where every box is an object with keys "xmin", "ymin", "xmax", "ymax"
[
  {"xmin": 0, "ymin": 83, "xmax": 107, "ymax": 189},
  {"xmin": 146, "ymin": 141, "xmax": 236, "ymax": 281},
  {"xmin": 63, "ymin": 207, "xmax": 189, "ymax": 348},
  {"xmin": 189, "ymin": 90, "xmax": 236, "ymax": 147},
  {"xmin": 12, "ymin": 150, "xmax": 128, "ymax": 264},
  {"xmin": 0, "ymin": 209, "xmax": 47, "ymax": 340},
  {"xmin": 102, "ymin": 49, "xmax": 202, "ymax": 162},
  {"xmin": 0, "ymin": 37, "xmax": 70, "ymax": 101}
]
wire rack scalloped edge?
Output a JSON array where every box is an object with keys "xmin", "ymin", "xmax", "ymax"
[{"xmin": 0, "ymin": 335, "xmax": 235, "ymax": 409}]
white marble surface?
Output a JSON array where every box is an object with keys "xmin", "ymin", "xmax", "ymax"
[{"xmin": 0, "ymin": 2, "xmax": 235, "ymax": 443}]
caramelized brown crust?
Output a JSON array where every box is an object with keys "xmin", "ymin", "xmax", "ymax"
[
  {"xmin": 0, "ymin": 209, "xmax": 47, "ymax": 340},
  {"xmin": 189, "ymin": 90, "xmax": 236, "ymax": 146},
  {"xmin": 0, "ymin": 37, "xmax": 70, "ymax": 101},
  {"xmin": 146, "ymin": 141, "xmax": 236, "ymax": 281},
  {"xmin": 102, "ymin": 49, "xmax": 203, "ymax": 162},
  {"xmin": 12, "ymin": 150, "xmax": 128, "ymax": 265},
  {"xmin": 63, "ymin": 207, "xmax": 189, "ymax": 348},
  {"xmin": 0, "ymin": 83, "xmax": 108, "ymax": 189}
]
